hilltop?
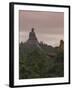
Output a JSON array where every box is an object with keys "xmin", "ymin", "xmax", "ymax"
[{"xmin": 19, "ymin": 28, "xmax": 64, "ymax": 79}]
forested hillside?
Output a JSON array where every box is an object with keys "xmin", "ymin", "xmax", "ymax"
[{"xmin": 19, "ymin": 41, "xmax": 64, "ymax": 79}]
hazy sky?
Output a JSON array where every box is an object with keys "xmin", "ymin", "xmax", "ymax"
[{"xmin": 19, "ymin": 10, "xmax": 64, "ymax": 47}]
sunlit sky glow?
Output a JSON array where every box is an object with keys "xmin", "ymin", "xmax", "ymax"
[{"xmin": 19, "ymin": 10, "xmax": 64, "ymax": 47}]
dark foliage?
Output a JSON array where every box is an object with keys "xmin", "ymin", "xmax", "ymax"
[{"xmin": 19, "ymin": 42, "xmax": 64, "ymax": 79}]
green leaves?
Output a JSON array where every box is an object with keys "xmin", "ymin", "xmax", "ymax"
[{"xmin": 19, "ymin": 42, "xmax": 64, "ymax": 79}]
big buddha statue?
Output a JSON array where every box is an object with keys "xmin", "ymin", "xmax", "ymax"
[{"xmin": 29, "ymin": 28, "xmax": 37, "ymax": 41}]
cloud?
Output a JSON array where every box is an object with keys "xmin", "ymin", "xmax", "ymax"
[
  {"xmin": 19, "ymin": 10, "xmax": 64, "ymax": 46},
  {"xmin": 19, "ymin": 31, "xmax": 64, "ymax": 46},
  {"xmin": 19, "ymin": 10, "xmax": 64, "ymax": 34}
]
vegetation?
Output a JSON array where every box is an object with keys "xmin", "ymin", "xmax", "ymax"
[{"xmin": 19, "ymin": 41, "xmax": 64, "ymax": 79}]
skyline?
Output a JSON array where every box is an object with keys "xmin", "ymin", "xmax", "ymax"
[{"xmin": 19, "ymin": 10, "xmax": 64, "ymax": 46}]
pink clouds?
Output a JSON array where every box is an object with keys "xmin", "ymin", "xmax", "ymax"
[{"xmin": 19, "ymin": 10, "xmax": 64, "ymax": 46}]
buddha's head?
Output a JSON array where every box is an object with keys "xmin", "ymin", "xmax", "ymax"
[{"xmin": 31, "ymin": 28, "xmax": 34, "ymax": 32}]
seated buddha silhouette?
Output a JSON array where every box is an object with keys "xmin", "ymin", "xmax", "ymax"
[{"xmin": 29, "ymin": 28, "xmax": 37, "ymax": 41}]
